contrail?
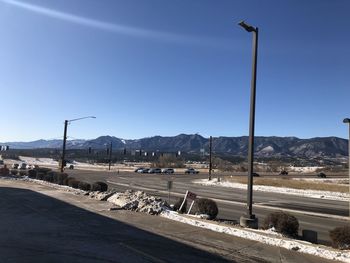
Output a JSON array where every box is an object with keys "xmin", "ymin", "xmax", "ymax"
[{"xmin": 1, "ymin": 0, "xmax": 233, "ymax": 48}]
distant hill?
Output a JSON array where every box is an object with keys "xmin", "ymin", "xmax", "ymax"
[{"xmin": 1, "ymin": 134, "xmax": 348, "ymax": 158}]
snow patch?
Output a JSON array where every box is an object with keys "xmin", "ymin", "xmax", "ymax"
[
  {"xmin": 161, "ymin": 210, "xmax": 350, "ymax": 262},
  {"xmin": 193, "ymin": 178, "xmax": 349, "ymax": 202}
]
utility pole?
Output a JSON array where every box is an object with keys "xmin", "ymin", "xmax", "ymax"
[
  {"xmin": 343, "ymin": 118, "xmax": 350, "ymax": 217},
  {"xmin": 60, "ymin": 120, "xmax": 68, "ymax": 172},
  {"xmin": 108, "ymin": 142, "xmax": 113, "ymax": 171},
  {"xmin": 209, "ymin": 136, "xmax": 212, "ymax": 181}
]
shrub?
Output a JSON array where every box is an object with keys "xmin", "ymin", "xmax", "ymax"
[
  {"xmin": 19, "ymin": 170, "xmax": 27, "ymax": 176},
  {"xmin": 173, "ymin": 198, "xmax": 187, "ymax": 213},
  {"xmin": 194, "ymin": 198, "xmax": 218, "ymax": 220},
  {"xmin": 34, "ymin": 167, "xmax": 52, "ymax": 175},
  {"xmin": 27, "ymin": 169, "xmax": 37, "ymax": 179},
  {"xmin": 263, "ymin": 211, "xmax": 299, "ymax": 237},
  {"xmin": 68, "ymin": 179, "xmax": 80, "ymax": 189},
  {"xmin": 65, "ymin": 177, "xmax": 76, "ymax": 186},
  {"xmin": 43, "ymin": 173, "xmax": 54, "ymax": 182},
  {"xmin": 78, "ymin": 181, "xmax": 91, "ymax": 191},
  {"xmin": 36, "ymin": 173, "xmax": 45, "ymax": 180},
  {"xmin": 10, "ymin": 169, "xmax": 18, "ymax": 175},
  {"xmin": 330, "ymin": 225, "xmax": 350, "ymax": 249},
  {"xmin": 91, "ymin": 182, "xmax": 108, "ymax": 192},
  {"xmin": 52, "ymin": 172, "xmax": 68, "ymax": 185}
]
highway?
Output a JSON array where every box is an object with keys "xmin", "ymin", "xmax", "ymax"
[{"xmin": 67, "ymin": 169, "xmax": 349, "ymax": 245}]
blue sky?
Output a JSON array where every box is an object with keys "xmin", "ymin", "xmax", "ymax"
[{"xmin": 0, "ymin": 0, "xmax": 349, "ymax": 141}]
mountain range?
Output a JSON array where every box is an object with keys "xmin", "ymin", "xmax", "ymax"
[{"xmin": 1, "ymin": 134, "xmax": 348, "ymax": 158}]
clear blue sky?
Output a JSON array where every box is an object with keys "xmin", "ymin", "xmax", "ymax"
[{"xmin": 0, "ymin": 0, "xmax": 349, "ymax": 141}]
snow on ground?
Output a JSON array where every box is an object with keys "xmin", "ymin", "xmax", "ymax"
[
  {"xmin": 16, "ymin": 156, "xmax": 58, "ymax": 166},
  {"xmin": 292, "ymin": 177, "xmax": 348, "ymax": 185},
  {"xmin": 107, "ymin": 190, "xmax": 170, "ymax": 215},
  {"xmin": 161, "ymin": 210, "xmax": 350, "ymax": 262},
  {"xmin": 193, "ymin": 178, "xmax": 349, "ymax": 202},
  {"xmin": 288, "ymin": 166, "xmax": 324, "ymax": 173}
]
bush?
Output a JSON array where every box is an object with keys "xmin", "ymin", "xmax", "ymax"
[
  {"xmin": 36, "ymin": 173, "xmax": 45, "ymax": 180},
  {"xmin": 52, "ymin": 172, "xmax": 68, "ymax": 185},
  {"xmin": 78, "ymin": 181, "xmax": 91, "ymax": 191},
  {"xmin": 173, "ymin": 198, "xmax": 187, "ymax": 213},
  {"xmin": 194, "ymin": 198, "xmax": 218, "ymax": 220},
  {"xmin": 263, "ymin": 211, "xmax": 299, "ymax": 237},
  {"xmin": 27, "ymin": 169, "xmax": 37, "ymax": 179},
  {"xmin": 68, "ymin": 179, "xmax": 80, "ymax": 189},
  {"xmin": 330, "ymin": 225, "xmax": 350, "ymax": 249},
  {"xmin": 43, "ymin": 173, "xmax": 54, "ymax": 182},
  {"xmin": 10, "ymin": 169, "xmax": 18, "ymax": 175},
  {"xmin": 65, "ymin": 177, "xmax": 76, "ymax": 186},
  {"xmin": 91, "ymin": 182, "xmax": 108, "ymax": 192},
  {"xmin": 34, "ymin": 167, "xmax": 52, "ymax": 175},
  {"xmin": 19, "ymin": 170, "xmax": 27, "ymax": 176}
]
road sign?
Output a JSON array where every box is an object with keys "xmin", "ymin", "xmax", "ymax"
[{"xmin": 186, "ymin": 191, "xmax": 197, "ymax": 201}]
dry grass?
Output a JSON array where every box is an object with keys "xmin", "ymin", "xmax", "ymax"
[{"xmin": 224, "ymin": 177, "xmax": 349, "ymax": 193}]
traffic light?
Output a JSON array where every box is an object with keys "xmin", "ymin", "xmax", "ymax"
[
  {"xmin": 106, "ymin": 148, "xmax": 110, "ymax": 155},
  {"xmin": 88, "ymin": 147, "xmax": 92, "ymax": 154},
  {"xmin": 123, "ymin": 148, "xmax": 127, "ymax": 155},
  {"xmin": 139, "ymin": 150, "xmax": 142, "ymax": 156}
]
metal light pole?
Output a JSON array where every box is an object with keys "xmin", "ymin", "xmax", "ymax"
[
  {"xmin": 238, "ymin": 20, "xmax": 259, "ymax": 228},
  {"xmin": 60, "ymin": 116, "xmax": 96, "ymax": 172},
  {"xmin": 343, "ymin": 118, "xmax": 350, "ymax": 217},
  {"xmin": 108, "ymin": 141, "xmax": 113, "ymax": 171}
]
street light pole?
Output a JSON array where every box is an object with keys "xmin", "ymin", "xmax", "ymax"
[
  {"xmin": 343, "ymin": 118, "xmax": 350, "ymax": 217},
  {"xmin": 60, "ymin": 116, "xmax": 96, "ymax": 173},
  {"xmin": 238, "ymin": 20, "xmax": 259, "ymax": 229}
]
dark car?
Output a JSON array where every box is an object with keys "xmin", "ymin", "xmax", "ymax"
[
  {"xmin": 185, "ymin": 168, "xmax": 199, "ymax": 174},
  {"xmin": 317, "ymin": 172, "xmax": 326, "ymax": 178},
  {"xmin": 279, "ymin": 170, "xmax": 288, "ymax": 175},
  {"xmin": 162, "ymin": 168, "xmax": 174, "ymax": 174},
  {"xmin": 252, "ymin": 172, "xmax": 260, "ymax": 177},
  {"xmin": 68, "ymin": 165, "xmax": 74, "ymax": 169},
  {"xmin": 141, "ymin": 168, "xmax": 150, "ymax": 173},
  {"xmin": 148, "ymin": 168, "xmax": 162, "ymax": 174}
]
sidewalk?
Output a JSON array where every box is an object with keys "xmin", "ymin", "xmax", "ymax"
[{"xmin": 0, "ymin": 179, "xmax": 335, "ymax": 263}]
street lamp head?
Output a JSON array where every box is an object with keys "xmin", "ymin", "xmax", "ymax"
[
  {"xmin": 343, "ymin": 118, "xmax": 350, "ymax": 124},
  {"xmin": 238, "ymin": 20, "xmax": 256, "ymax": 32}
]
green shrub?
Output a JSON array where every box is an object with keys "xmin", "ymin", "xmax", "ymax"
[
  {"xmin": 330, "ymin": 225, "xmax": 350, "ymax": 249},
  {"xmin": 10, "ymin": 169, "xmax": 18, "ymax": 176},
  {"xmin": 91, "ymin": 182, "xmax": 108, "ymax": 192},
  {"xmin": 173, "ymin": 198, "xmax": 187, "ymax": 213},
  {"xmin": 78, "ymin": 181, "xmax": 91, "ymax": 191},
  {"xmin": 194, "ymin": 198, "xmax": 218, "ymax": 220},
  {"xmin": 263, "ymin": 211, "xmax": 299, "ymax": 237},
  {"xmin": 27, "ymin": 169, "xmax": 37, "ymax": 179},
  {"xmin": 68, "ymin": 179, "xmax": 80, "ymax": 189}
]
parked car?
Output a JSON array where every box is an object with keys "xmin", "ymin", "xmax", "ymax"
[
  {"xmin": 141, "ymin": 168, "xmax": 150, "ymax": 173},
  {"xmin": 252, "ymin": 172, "xmax": 260, "ymax": 177},
  {"xmin": 279, "ymin": 170, "xmax": 288, "ymax": 175},
  {"xmin": 185, "ymin": 168, "xmax": 199, "ymax": 174},
  {"xmin": 12, "ymin": 163, "xmax": 19, "ymax": 169},
  {"xmin": 162, "ymin": 168, "xmax": 174, "ymax": 174},
  {"xmin": 19, "ymin": 163, "xmax": 27, "ymax": 170},
  {"xmin": 148, "ymin": 168, "xmax": 162, "ymax": 174},
  {"xmin": 134, "ymin": 168, "xmax": 144, "ymax": 173},
  {"xmin": 68, "ymin": 165, "xmax": 74, "ymax": 169},
  {"xmin": 317, "ymin": 172, "xmax": 326, "ymax": 178},
  {"xmin": 0, "ymin": 160, "xmax": 4, "ymax": 168}
]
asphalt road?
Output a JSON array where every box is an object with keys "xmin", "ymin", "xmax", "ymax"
[{"xmin": 66, "ymin": 169, "xmax": 349, "ymax": 245}]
